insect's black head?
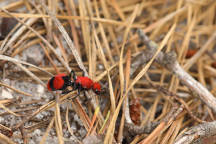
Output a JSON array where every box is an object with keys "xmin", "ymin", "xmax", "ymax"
[
  {"xmin": 94, "ymin": 89, "xmax": 100, "ymax": 95},
  {"xmin": 92, "ymin": 82, "xmax": 101, "ymax": 95}
]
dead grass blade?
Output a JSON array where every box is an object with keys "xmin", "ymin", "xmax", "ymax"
[
  {"xmin": 73, "ymin": 99, "xmax": 91, "ymax": 130},
  {"xmin": 63, "ymin": 0, "xmax": 81, "ymax": 55},
  {"xmin": 15, "ymin": 62, "xmax": 45, "ymax": 86},
  {"xmin": 0, "ymin": 103, "xmax": 20, "ymax": 116},
  {"xmin": 39, "ymin": 117, "xmax": 54, "ymax": 144},
  {"xmin": 0, "ymin": 15, "xmax": 34, "ymax": 53},
  {"xmin": 127, "ymin": 24, "xmax": 176, "ymax": 92},
  {"xmin": 107, "ymin": 72, "xmax": 116, "ymax": 113},
  {"xmin": 13, "ymin": 91, "xmax": 75, "ymax": 130},
  {"xmin": 52, "ymin": 34, "xmax": 68, "ymax": 64},
  {"xmin": 1, "ymin": 0, "xmax": 216, "ymax": 143},
  {"xmin": 104, "ymin": 5, "xmax": 140, "ymax": 144},
  {"xmin": 55, "ymin": 99, "xmax": 64, "ymax": 144},
  {"xmin": 119, "ymin": 4, "xmax": 140, "ymax": 97},
  {"xmin": 0, "ymin": 54, "xmax": 53, "ymax": 76},
  {"xmin": 99, "ymin": 110, "xmax": 110, "ymax": 134},
  {"xmin": 184, "ymin": 31, "xmax": 216, "ymax": 70},
  {"xmin": 86, "ymin": 106, "xmax": 100, "ymax": 136},
  {"xmin": 93, "ymin": 27, "xmax": 109, "ymax": 69},
  {"xmin": 0, "ymin": 8, "xmax": 71, "ymax": 72},
  {"xmin": 0, "ymin": 132, "xmax": 16, "ymax": 144},
  {"xmin": 41, "ymin": 3, "xmax": 86, "ymax": 74},
  {"xmin": 143, "ymin": 6, "xmax": 186, "ymax": 33},
  {"xmin": 65, "ymin": 106, "xmax": 74, "ymax": 136},
  {"xmin": 40, "ymin": 42, "xmax": 60, "ymax": 74},
  {"xmin": 0, "ymin": 12, "xmax": 145, "ymax": 28},
  {"xmin": 0, "ymin": 99, "xmax": 16, "ymax": 105},
  {"xmin": 117, "ymin": 47, "xmax": 132, "ymax": 142},
  {"xmin": 0, "ymin": 81, "xmax": 32, "ymax": 97}
]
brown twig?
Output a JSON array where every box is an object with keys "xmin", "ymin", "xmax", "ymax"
[
  {"xmin": 19, "ymin": 126, "xmax": 28, "ymax": 144},
  {"xmin": 125, "ymin": 121, "xmax": 159, "ymax": 135},
  {"xmin": 140, "ymin": 105, "xmax": 184, "ymax": 144},
  {"xmin": 146, "ymin": 77, "xmax": 206, "ymax": 123},
  {"xmin": 174, "ymin": 121, "xmax": 216, "ymax": 144},
  {"xmin": 137, "ymin": 29, "xmax": 216, "ymax": 113}
]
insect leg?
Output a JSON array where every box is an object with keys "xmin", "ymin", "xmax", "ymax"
[
  {"xmin": 69, "ymin": 70, "xmax": 77, "ymax": 81},
  {"xmin": 69, "ymin": 84, "xmax": 82, "ymax": 100},
  {"xmin": 82, "ymin": 70, "xmax": 85, "ymax": 76},
  {"xmin": 62, "ymin": 89, "xmax": 75, "ymax": 94},
  {"xmin": 77, "ymin": 84, "xmax": 82, "ymax": 96}
]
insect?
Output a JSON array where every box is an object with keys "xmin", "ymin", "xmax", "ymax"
[
  {"xmin": 47, "ymin": 70, "xmax": 101, "ymax": 96},
  {"xmin": 70, "ymin": 70, "xmax": 101, "ymax": 95}
]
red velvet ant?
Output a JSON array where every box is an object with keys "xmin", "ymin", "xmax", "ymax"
[{"xmin": 47, "ymin": 70, "xmax": 101, "ymax": 96}]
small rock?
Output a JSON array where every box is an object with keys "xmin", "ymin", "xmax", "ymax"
[
  {"xmin": 1, "ymin": 89, "xmax": 13, "ymax": 99},
  {"xmin": 37, "ymin": 84, "xmax": 44, "ymax": 94},
  {"xmin": 82, "ymin": 135, "xmax": 103, "ymax": 144},
  {"xmin": 26, "ymin": 45, "xmax": 44, "ymax": 65}
]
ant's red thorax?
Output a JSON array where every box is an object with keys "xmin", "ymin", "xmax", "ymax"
[{"xmin": 75, "ymin": 76, "xmax": 93, "ymax": 89}]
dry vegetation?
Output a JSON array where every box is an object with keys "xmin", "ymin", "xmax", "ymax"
[{"xmin": 0, "ymin": 0, "xmax": 216, "ymax": 144}]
